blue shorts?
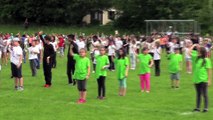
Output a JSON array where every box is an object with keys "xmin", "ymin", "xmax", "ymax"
[
  {"xmin": 170, "ymin": 73, "xmax": 180, "ymax": 80},
  {"xmin": 119, "ymin": 77, "xmax": 127, "ymax": 88}
]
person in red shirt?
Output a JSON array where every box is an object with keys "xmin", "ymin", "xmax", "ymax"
[{"xmin": 58, "ymin": 35, "xmax": 65, "ymax": 57}]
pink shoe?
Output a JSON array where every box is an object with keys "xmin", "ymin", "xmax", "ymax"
[
  {"xmin": 81, "ymin": 99, "xmax": 86, "ymax": 103},
  {"xmin": 77, "ymin": 99, "xmax": 86, "ymax": 104}
]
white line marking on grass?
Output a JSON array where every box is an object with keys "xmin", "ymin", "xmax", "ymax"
[{"xmin": 179, "ymin": 112, "xmax": 193, "ymax": 115}]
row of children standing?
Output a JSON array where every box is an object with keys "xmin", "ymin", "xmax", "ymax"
[{"xmin": 1, "ymin": 32, "xmax": 212, "ymax": 110}]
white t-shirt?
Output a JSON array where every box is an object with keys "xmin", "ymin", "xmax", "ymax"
[
  {"xmin": 77, "ymin": 41, "xmax": 85, "ymax": 51},
  {"xmin": 36, "ymin": 44, "xmax": 42, "ymax": 54},
  {"xmin": 28, "ymin": 46, "xmax": 39, "ymax": 60},
  {"xmin": 149, "ymin": 42, "xmax": 155, "ymax": 53},
  {"xmin": 136, "ymin": 41, "xmax": 141, "ymax": 49},
  {"xmin": 10, "ymin": 46, "xmax": 23, "ymax": 65},
  {"xmin": 115, "ymin": 40, "xmax": 123, "ymax": 50},
  {"xmin": 91, "ymin": 41, "xmax": 101, "ymax": 53},
  {"xmin": 51, "ymin": 42, "xmax": 57, "ymax": 52},
  {"xmin": 184, "ymin": 48, "xmax": 191, "ymax": 59},
  {"xmin": 129, "ymin": 43, "xmax": 137, "ymax": 54},
  {"xmin": 93, "ymin": 49, "xmax": 100, "ymax": 64},
  {"xmin": 153, "ymin": 47, "xmax": 161, "ymax": 60},
  {"xmin": 180, "ymin": 41, "xmax": 184, "ymax": 48},
  {"xmin": 108, "ymin": 45, "xmax": 116, "ymax": 56}
]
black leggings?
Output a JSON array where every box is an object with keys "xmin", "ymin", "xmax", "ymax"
[
  {"xmin": 195, "ymin": 82, "xmax": 208, "ymax": 109},
  {"xmin": 154, "ymin": 60, "xmax": 160, "ymax": 76},
  {"xmin": 108, "ymin": 56, "xmax": 115, "ymax": 70},
  {"xmin": 97, "ymin": 76, "xmax": 106, "ymax": 97}
]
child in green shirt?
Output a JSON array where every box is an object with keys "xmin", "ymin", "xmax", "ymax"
[
  {"xmin": 138, "ymin": 47, "xmax": 154, "ymax": 93},
  {"xmin": 168, "ymin": 47, "xmax": 183, "ymax": 88},
  {"xmin": 95, "ymin": 47, "xmax": 109, "ymax": 99},
  {"xmin": 115, "ymin": 48, "xmax": 129, "ymax": 96},
  {"xmin": 70, "ymin": 47, "xmax": 90, "ymax": 104},
  {"xmin": 189, "ymin": 44, "xmax": 212, "ymax": 112}
]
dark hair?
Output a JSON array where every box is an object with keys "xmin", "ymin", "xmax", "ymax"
[
  {"xmin": 141, "ymin": 47, "xmax": 148, "ymax": 53},
  {"xmin": 118, "ymin": 48, "xmax": 126, "ymax": 59},
  {"xmin": 67, "ymin": 34, "xmax": 75, "ymax": 40},
  {"xmin": 93, "ymin": 35, "xmax": 98, "ymax": 41},
  {"xmin": 44, "ymin": 35, "xmax": 51, "ymax": 41},
  {"xmin": 196, "ymin": 47, "xmax": 206, "ymax": 67}
]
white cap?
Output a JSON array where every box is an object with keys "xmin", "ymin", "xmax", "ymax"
[{"xmin": 13, "ymin": 37, "xmax": 20, "ymax": 42}]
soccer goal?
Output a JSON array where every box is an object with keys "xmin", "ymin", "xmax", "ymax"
[{"xmin": 144, "ymin": 20, "xmax": 200, "ymax": 36}]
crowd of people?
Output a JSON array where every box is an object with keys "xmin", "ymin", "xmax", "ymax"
[{"xmin": 0, "ymin": 31, "xmax": 212, "ymax": 112}]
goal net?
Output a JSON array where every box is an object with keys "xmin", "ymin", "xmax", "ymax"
[{"xmin": 144, "ymin": 20, "xmax": 200, "ymax": 36}]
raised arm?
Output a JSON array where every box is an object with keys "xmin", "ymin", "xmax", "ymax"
[
  {"xmin": 38, "ymin": 31, "xmax": 45, "ymax": 44},
  {"xmin": 188, "ymin": 44, "xmax": 198, "ymax": 56}
]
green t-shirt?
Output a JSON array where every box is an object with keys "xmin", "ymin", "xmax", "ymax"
[
  {"xmin": 168, "ymin": 53, "xmax": 183, "ymax": 73},
  {"xmin": 138, "ymin": 54, "xmax": 152, "ymax": 74},
  {"xmin": 95, "ymin": 55, "xmax": 109, "ymax": 79},
  {"xmin": 115, "ymin": 57, "xmax": 129, "ymax": 80},
  {"xmin": 191, "ymin": 50, "xmax": 198, "ymax": 72},
  {"xmin": 192, "ymin": 57, "xmax": 212, "ymax": 83},
  {"xmin": 73, "ymin": 54, "xmax": 90, "ymax": 80}
]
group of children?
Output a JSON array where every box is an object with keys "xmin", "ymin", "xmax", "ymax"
[{"xmin": 0, "ymin": 31, "xmax": 212, "ymax": 112}]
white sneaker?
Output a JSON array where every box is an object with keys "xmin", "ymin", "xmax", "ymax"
[
  {"xmin": 92, "ymin": 71, "xmax": 95, "ymax": 73},
  {"xmin": 18, "ymin": 87, "xmax": 24, "ymax": 91}
]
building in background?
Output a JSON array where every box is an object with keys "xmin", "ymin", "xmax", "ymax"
[{"xmin": 82, "ymin": 8, "xmax": 119, "ymax": 25}]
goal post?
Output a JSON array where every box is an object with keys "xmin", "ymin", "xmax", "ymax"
[{"xmin": 145, "ymin": 20, "xmax": 200, "ymax": 36}]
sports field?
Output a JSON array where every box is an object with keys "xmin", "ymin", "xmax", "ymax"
[{"xmin": 0, "ymin": 26, "xmax": 212, "ymax": 120}]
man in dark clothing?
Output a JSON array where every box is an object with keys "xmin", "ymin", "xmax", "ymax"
[
  {"xmin": 39, "ymin": 31, "xmax": 55, "ymax": 88},
  {"xmin": 67, "ymin": 34, "xmax": 78, "ymax": 85}
]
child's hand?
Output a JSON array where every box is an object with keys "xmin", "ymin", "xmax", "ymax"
[
  {"xmin": 47, "ymin": 57, "xmax": 50, "ymax": 64},
  {"xmin": 86, "ymin": 75, "xmax": 90, "ymax": 80},
  {"xmin": 16, "ymin": 64, "xmax": 21, "ymax": 69},
  {"xmin": 102, "ymin": 66, "xmax": 106, "ymax": 70},
  {"xmin": 125, "ymin": 72, "xmax": 128, "ymax": 77},
  {"xmin": 208, "ymin": 80, "xmax": 211, "ymax": 86}
]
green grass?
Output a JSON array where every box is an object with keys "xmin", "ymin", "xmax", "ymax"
[
  {"xmin": 0, "ymin": 49, "xmax": 212, "ymax": 120},
  {"xmin": 0, "ymin": 24, "xmax": 133, "ymax": 35}
]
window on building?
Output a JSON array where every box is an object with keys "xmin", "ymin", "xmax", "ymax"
[{"xmin": 108, "ymin": 11, "xmax": 115, "ymax": 20}]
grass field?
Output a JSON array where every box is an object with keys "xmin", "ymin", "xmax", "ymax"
[
  {"xmin": 0, "ymin": 24, "xmax": 133, "ymax": 35},
  {"xmin": 0, "ymin": 48, "xmax": 212, "ymax": 120},
  {"xmin": 0, "ymin": 25, "xmax": 212, "ymax": 120}
]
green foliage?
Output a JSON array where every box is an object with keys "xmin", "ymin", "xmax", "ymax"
[
  {"xmin": 113, "ymin": 0, "xmax": 213, "ymax": 34},
  {"xmin": 0, "ymin": 0, "xmax": 112, "ymax": 25}
]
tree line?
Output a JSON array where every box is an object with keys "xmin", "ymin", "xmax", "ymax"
[{"xmin": 0, "ymin": 0, "xmax": 212, "ymax": 33}]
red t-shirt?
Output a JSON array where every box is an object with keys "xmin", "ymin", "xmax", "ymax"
[{"xmin": 58, "ymin": 37, "xmax": 64, "ymax": 47}]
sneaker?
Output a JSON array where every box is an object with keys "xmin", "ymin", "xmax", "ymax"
[
  {"xmin": 19, "ymin": 87, "xmax": 24, "ymax": 91},
  {"xmin": 146, "ymin": 91, "xmax": 150, "ymax": 93},
  {"xmin": 77, "ymin": 99, "xmax": 86, "ymax": 104},
  {"xmin": 15, "ymin": 86, "xmax": 19, "ymax": 90},
  {"xmin": 193, "ymin": 108, "xmax": 200, "ymax": 112},
  {"xmin": 202, "ymin": 109, "xmax": 208, "ymax": 113},
  {"xmin": 77, "ymin": 99, "xmax": 82, "ymax": 104},
  {"xmin": 141, "ymin": 90, "xmax": 145, "ymax": 93},
  {"xmin": 81, "ymin": 99, "xmax": 86, "ymax": 103},
  {"xmin": 92, "ymin": 71, "xmax": 95, "ymax": 73},
  {"xmin": 44, "ymin": 84, "xmax": 51, "ymax": 88},
  {"xmin": 100, "ymin": 97, "xmax": 105, "ymax": 100}
]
